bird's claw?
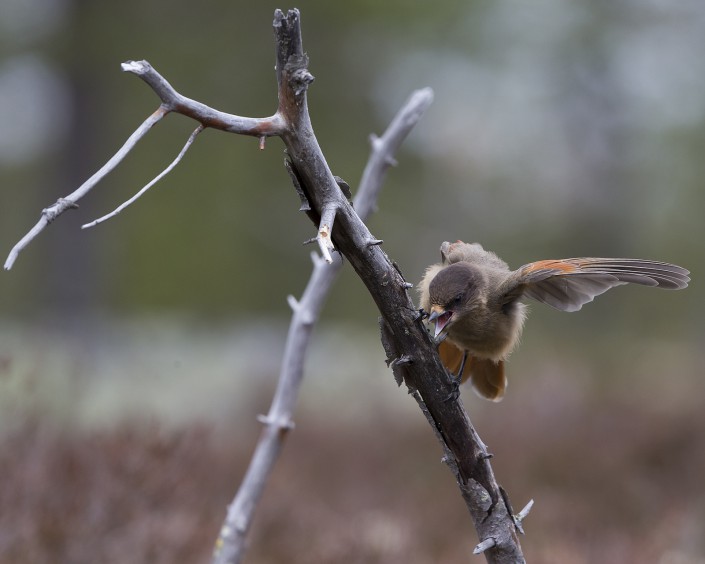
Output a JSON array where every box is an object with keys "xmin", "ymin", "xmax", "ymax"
[
  {"xmin": 416, "ymin": 308, "xmax": 429, "ymax": 321},
  {"xmin": 443, "ymin": 374, "xmax": 462, "ymax": 402},
  {"xmin": 443, "ymin": 351, "xmax": 467, "ymax": 402}
]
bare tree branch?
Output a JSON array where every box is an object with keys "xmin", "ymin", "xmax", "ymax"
[
  {"xmin": 355, "ymin": 87, "xmax": 434, "ymax": 219},
  {"xmin": 211, "ymin": 87, "xmax": 434, "ymax": 564},
  {"xmin": 121, "ymin": 60, "xmax": 286, "ymax": 137},
  {"xmin": 4, "ymin": 61, "xmax": 286, "ymax": 271},
  {"xmin": 82, "ymin": 125, "xmax": 205, "ymax": 229},
  {"xmin": 212, "ymin": 251, "xmax": 335, "ymax": 564},
  {"xmin": 3, "ymin": 106, "xmax": 168, "ymax": 270}
]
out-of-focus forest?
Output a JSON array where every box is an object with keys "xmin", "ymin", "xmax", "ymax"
[{"xmin": 0, "ymin": 1, "xmax": 703, "ymax": 563}]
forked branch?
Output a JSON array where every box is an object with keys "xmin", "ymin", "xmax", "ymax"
[{"xmin": 4, "ymin": 61, "xmax": 284, "ymax": 271}]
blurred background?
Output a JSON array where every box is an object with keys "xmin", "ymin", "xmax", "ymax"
[{"xmin": 0, "ymin": 1, "xmax": 703, "ymax": 562}]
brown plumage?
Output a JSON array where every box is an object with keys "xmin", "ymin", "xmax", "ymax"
[{"xmin": 419, "ymin": 241, "xmax": 690, "ymax": 401}]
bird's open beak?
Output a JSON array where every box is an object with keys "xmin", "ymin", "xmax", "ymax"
[{"xmin": 428, "ymin": 305, "xmax": 453, "ymax": 338}]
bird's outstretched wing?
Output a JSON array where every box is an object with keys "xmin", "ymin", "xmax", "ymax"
[{"xmin": 511, "ymin": 258, "xmax": 689, "ymax": 312}]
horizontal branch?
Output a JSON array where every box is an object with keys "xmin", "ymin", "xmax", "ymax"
[{"xmin": 122, "ymin": 60, "xmax": 286, "ymax": 137}]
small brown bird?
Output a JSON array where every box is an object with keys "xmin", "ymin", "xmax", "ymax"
[{"xmin": 419, "ymin": 240, "xmax": 690, "ymax": 401}]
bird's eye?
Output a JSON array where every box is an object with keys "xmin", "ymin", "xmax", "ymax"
[{"xmin": 453, "ymin": 293, "xmax": 463, "ymax": 305}]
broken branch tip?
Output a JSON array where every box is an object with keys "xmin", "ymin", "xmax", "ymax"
[
  {"xmin": 121, "ymin": 60, "xmax": 149, "ymax": 74},
  {"xmin": 473, "ymin": 538, "xmax": 496, "ymax": 555}
]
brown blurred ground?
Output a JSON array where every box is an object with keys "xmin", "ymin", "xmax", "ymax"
[{"xmin": 1, "ymin": 389, "xmax": 703, "ymax": 564}]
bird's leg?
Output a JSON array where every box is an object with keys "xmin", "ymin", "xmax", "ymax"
[
  {"xmin": 444, "ymin": 351, "xmax": 468, "ymax": 402},
  {"xmin": 455, "ymin": 351, "xmax": 468, "ymax": 383}
]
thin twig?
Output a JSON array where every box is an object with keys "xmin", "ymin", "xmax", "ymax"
[
  {"xmin": 474, "ymin": 538, "xmax": 497, "ymax": 555},
  {"xmin": 4, "ymin": 106, "xmax": 168, "ymax": 270},
  {"xmin": 516, "ymin": 499, "xmax": 535, "ymax": 523},
  {"xmin": 121, "ymin": 60, "xmax": 286, "ymax": 136},
  {"xmin": 82, "ymin": 125, "xmax": 205, "ymax": 229},
  {"xmin": 513, "ymin": 499, "xmax": 534, "ymax": 535},
  {"xmin": 354, "ymin": 87, "xmax": 434, "ymax": 218}
]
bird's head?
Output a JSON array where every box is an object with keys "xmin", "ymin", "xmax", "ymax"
[{"xmin": 427, "ymin": 262, "xmax": 482, "ymax": 338}]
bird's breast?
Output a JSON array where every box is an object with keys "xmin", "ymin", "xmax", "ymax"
[{"xmin": 447, "ymin": 302, "xmax": 527, "ymax": 361}]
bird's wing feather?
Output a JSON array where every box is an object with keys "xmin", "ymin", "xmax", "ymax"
[
  {"xmin": 514, "ymin": 258, "xmax": 689, "ymax": 312},
  {"xmin": 469, "ymin": 358, "xmax": 506, "ymax": 402}
]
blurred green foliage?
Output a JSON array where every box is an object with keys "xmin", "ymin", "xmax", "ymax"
[{"xmin": 0, "ymin": 1, "xmax": 702, "ymax": 338}]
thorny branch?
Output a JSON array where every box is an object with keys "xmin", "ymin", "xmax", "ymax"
[
  {"xmin": 213, "ymin": 88, "xmax": 434, "ymax": 564},
  {"xmin": 4, "ymin": 8, "xmax": 531, "ymax": 564}
]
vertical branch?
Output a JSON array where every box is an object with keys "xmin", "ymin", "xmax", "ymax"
[{"xmin": 212, "ymin": 252, "xmax": 338, "ymax": 564}]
